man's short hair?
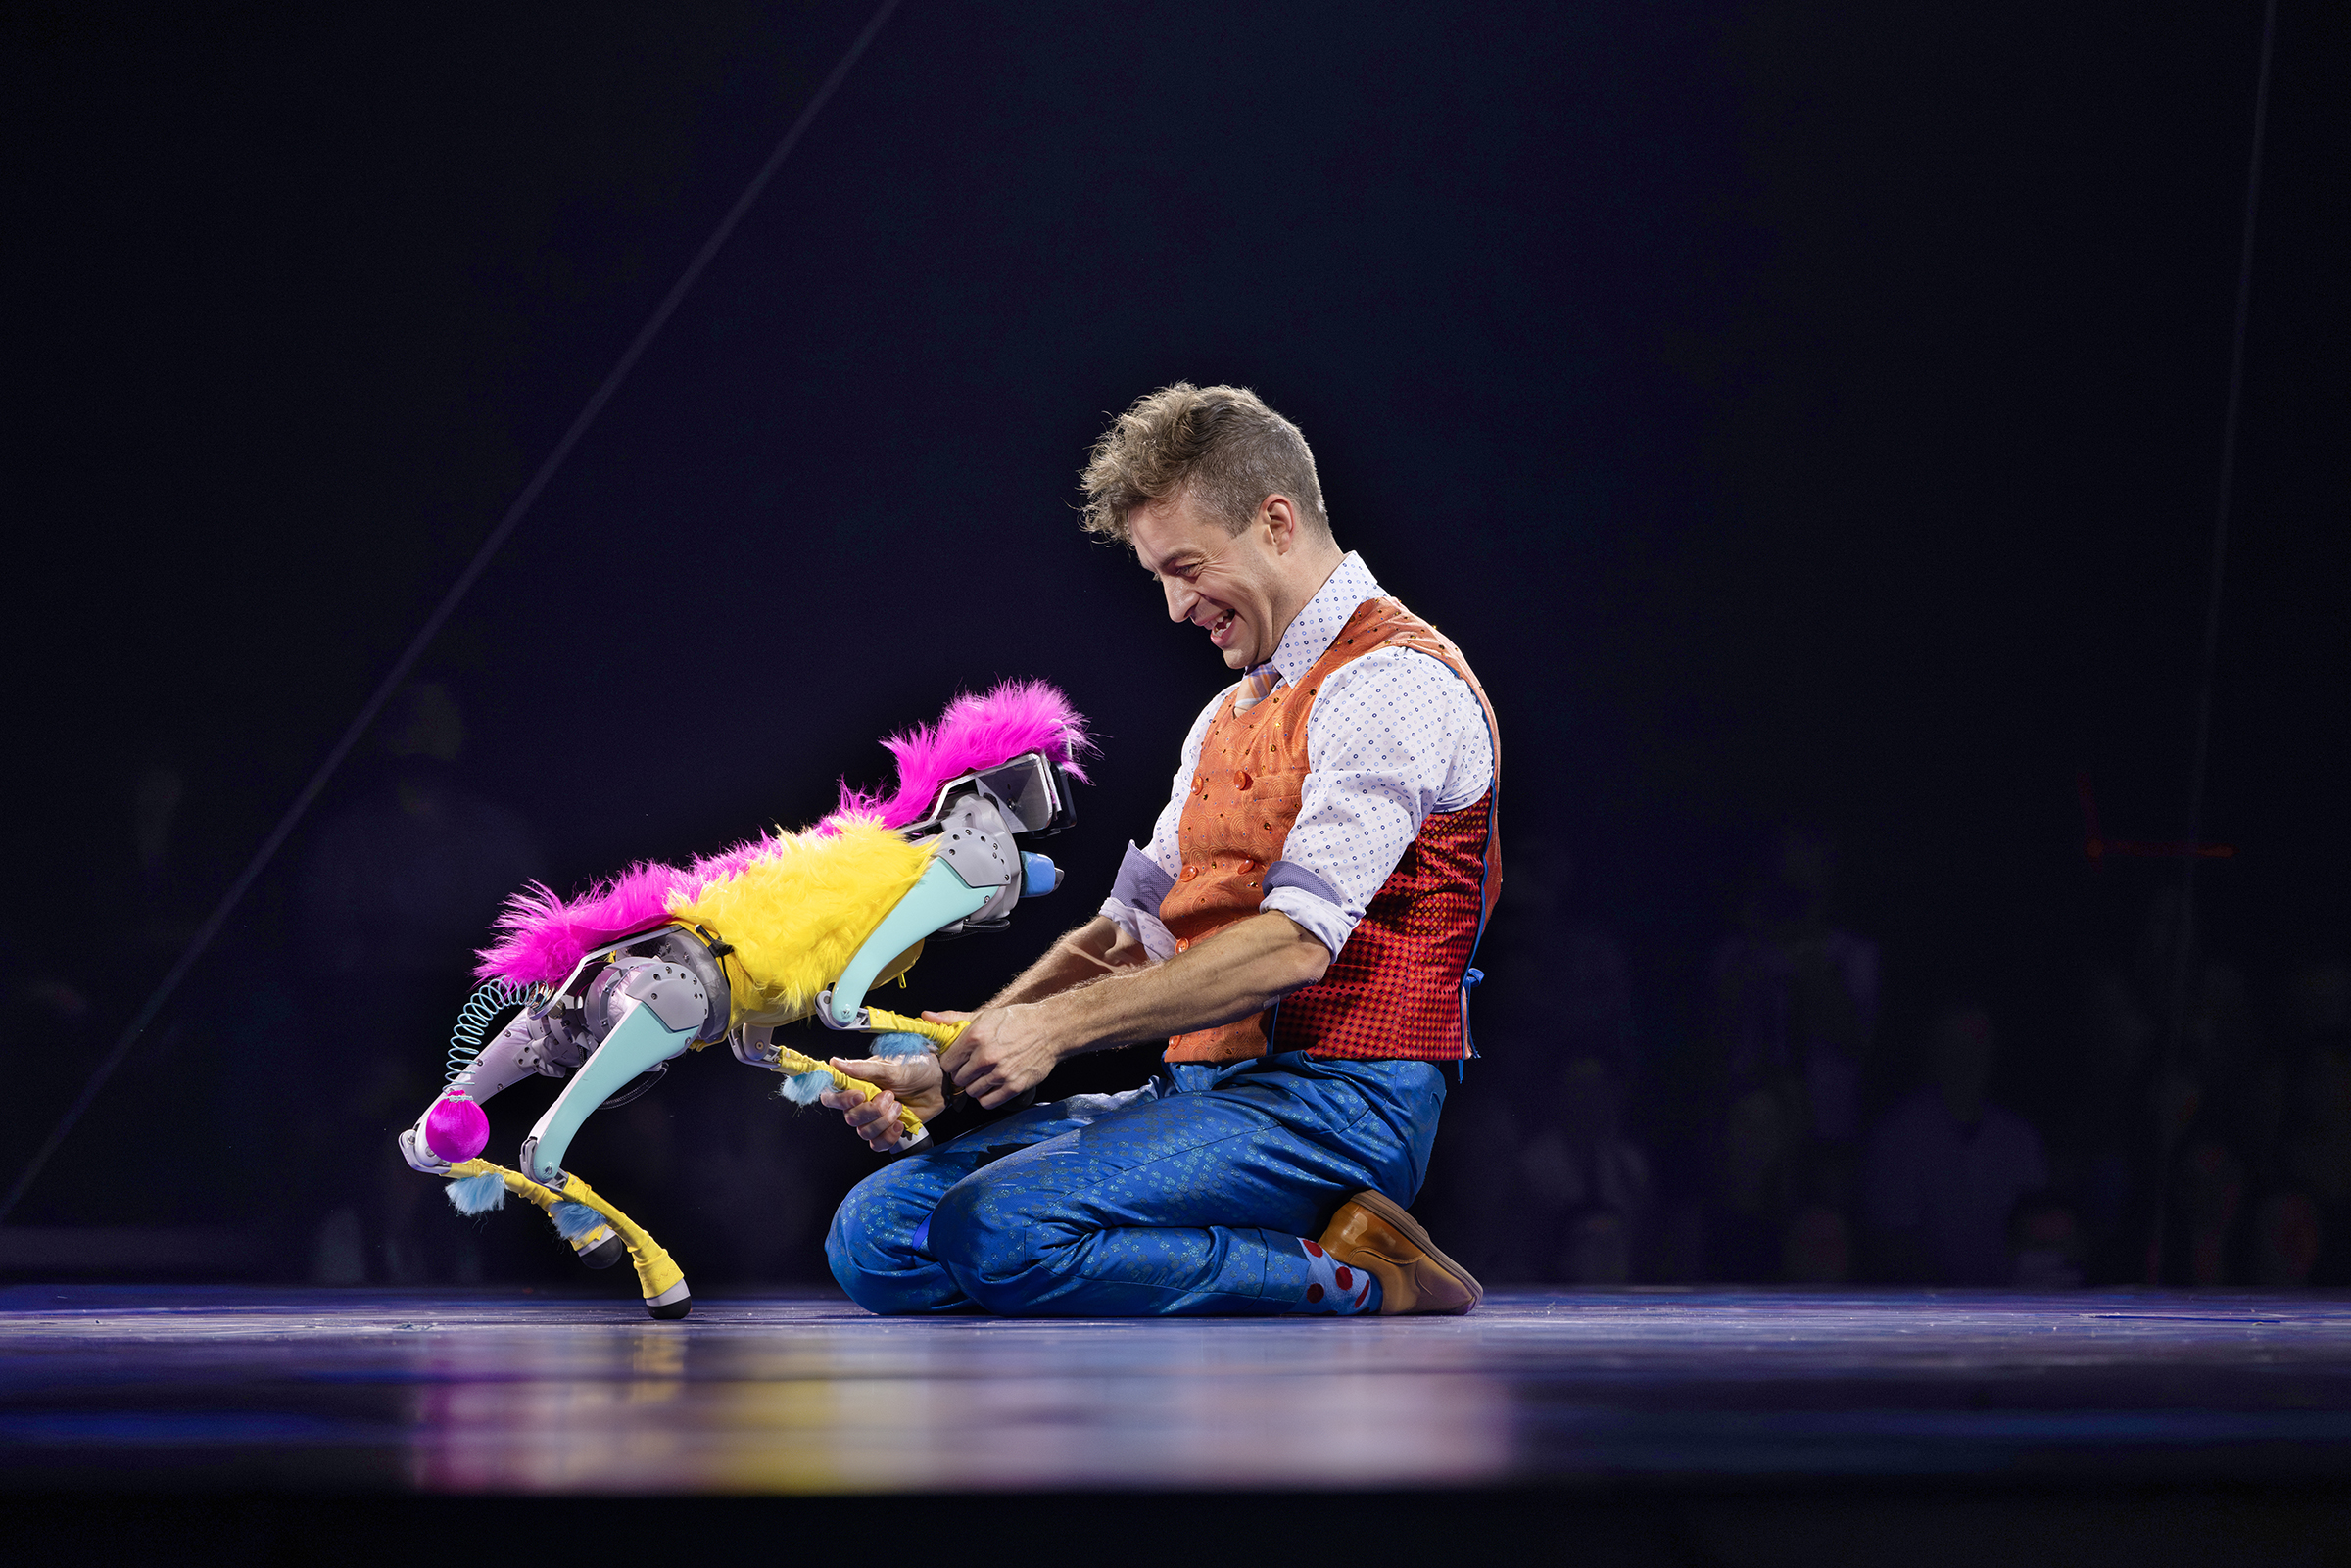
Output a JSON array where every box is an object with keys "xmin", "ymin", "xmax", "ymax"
[{"xmin": 1079, "ymin": 382, "xmax": 1330, "ymax": 545}]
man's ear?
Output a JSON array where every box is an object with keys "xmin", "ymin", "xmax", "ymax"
[{"xmin": 1262, "ymin": 494, "xmax": 1300, "ymax": 554}]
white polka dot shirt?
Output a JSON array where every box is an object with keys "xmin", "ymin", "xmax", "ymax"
[{"xmin": 1099, "ymin": 552, "xmax": 1496, "ymax": 959}]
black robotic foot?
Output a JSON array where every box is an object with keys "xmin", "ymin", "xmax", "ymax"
[
  {"xmin": 577, "ymin": 1233, "xmax": 626, "ymax": 1269},
  {"xmin": 646, "ymin": 1294, "xmax": 692, "ymax": 1320}
]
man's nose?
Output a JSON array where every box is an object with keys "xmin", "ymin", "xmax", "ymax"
[{"xmin": 1162, "ymin": 576, "xmax": 1196, "ymax": 622}]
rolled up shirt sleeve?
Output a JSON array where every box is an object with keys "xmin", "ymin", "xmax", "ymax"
[
  {"xmin": 1097, "ymin": 689, "xmax": 1223, "ymax": 961},
  {"xmin": 1259, "ymin": 859, "xmax": 1355, "ymax": 955},
  {"xmin": 1100, "ymin": 841, "xmax": 1178, "ymax": 961}
]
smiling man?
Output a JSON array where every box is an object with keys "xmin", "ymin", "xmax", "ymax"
[{"xmin": 820, "ymin": 382, "xmax": 1498, "ymax": 1316}]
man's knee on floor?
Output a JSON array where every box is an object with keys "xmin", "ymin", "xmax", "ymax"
[
  {"xmin": 824, "ymin": 1198, "xmax": 890, "ymax": 1306},
  {"xmin": 927, "ymin": 1169, "xmax": 1066, "ymax": 1294},
  {"xmin": 825, "ymin": 1169, "xmax": 935, "ymax": 1307}
]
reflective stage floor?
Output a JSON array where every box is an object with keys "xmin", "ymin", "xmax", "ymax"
[{"xmin": 4, "ymin": 1283, "xmax": 2350, "ymax": 1496}]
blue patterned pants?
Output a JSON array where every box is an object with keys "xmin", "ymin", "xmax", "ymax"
[{"xmin": 825, "ymin": 1051, "xmax": 1448, "ymax": 1315}]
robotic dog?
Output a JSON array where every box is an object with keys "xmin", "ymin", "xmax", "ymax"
[{"xmin": 396, "ymin": 682, "xmax": 1089, "ymax": 1317}]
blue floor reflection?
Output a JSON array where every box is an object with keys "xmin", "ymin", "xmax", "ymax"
[{"xmin": 4, "ymin": 1285, "xmax": 2349, "ymax": 1493}]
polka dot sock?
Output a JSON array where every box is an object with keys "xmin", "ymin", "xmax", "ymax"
[{"xmin": 1290, "ymin": 1237, "xmax": 1382, "ymax": 1314}]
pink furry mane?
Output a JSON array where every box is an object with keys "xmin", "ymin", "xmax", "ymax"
[
  {"xmin": 474, "ymin": 681, "xmax": 1090, "ymax": 986},
  {"xmin": 833, "ymin": 680, "xmax": 1092, "ymax": 830},
  {"xmin": 472, "ymin": 834, "xmax": 782, "ymax": 987}
]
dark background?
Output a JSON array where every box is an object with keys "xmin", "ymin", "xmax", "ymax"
[{"xmin": 2, "ymin": 1, "xmax": 2341, "ymax": 1291}]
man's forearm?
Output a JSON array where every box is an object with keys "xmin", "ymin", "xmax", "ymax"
[
  {"xmin": 984, "ymin": 916, "xmax": 1145, "ymax": 1008},
  {"xmin": 1032, "ymin": 911, "xmax": 1329, "ymax": 1053},
  {"xmin": 940, "ymin": 912, "xmax": 1336, "ymax": 1107}
]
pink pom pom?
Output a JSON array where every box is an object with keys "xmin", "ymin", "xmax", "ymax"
[{"xmin": 425, "ymin": 1094, "xmax": 490, "ymax": 1163}]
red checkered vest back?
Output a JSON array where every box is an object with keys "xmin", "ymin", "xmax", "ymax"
[{"xmin": 1161, "ymin": 595, "xmax": 1501, "ymax": 1064}]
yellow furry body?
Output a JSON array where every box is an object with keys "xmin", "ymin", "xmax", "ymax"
[{"xmin": 668, "ymin": 819, "xmax": 933, "ymax": 1027}]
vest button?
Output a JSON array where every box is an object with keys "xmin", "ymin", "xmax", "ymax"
[
  {"xmin": 1180, "ymin": 865, "xmax": 1197, "ymax": 880},
  {"xmin": 1232, "ymin": 769, "xmax": 1251, "ymax": 789}
]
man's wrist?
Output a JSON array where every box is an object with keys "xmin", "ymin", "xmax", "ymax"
[{"xmin": 1024, "ymin": 991, "xmax": 1111, "ymax": 1063}]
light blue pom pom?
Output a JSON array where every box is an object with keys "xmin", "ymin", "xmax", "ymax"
[
  {"xmin": 778, "ymin": 1069, "xmax": 832, "ymax": 1105},
  {"xmin": 445, "ymin": 1171, "xmax": 507, "ymax": 1215},
  {"xmin": 548, "ymin": 1201, "xmax": 606, "ymax": 1242},
  {"xmin": 871, "ymin": 1031, "xmax": 932, "ymax": 1059}
]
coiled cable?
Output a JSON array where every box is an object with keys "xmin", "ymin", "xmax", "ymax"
[{"xmin": 446, "ymin": 979, "xmax": 545, "ymax": 1085}]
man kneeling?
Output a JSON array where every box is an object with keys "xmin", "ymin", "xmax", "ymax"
[{"xmin": 822, "ymin": 383, "xmax": 1496, "ymax": 1317}]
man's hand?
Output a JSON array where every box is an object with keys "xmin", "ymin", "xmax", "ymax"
[
  {"xmin": 819, "ymin": 1053, "xmax": 946, "ymax": 1152},
  {"xmin": 934, "ymin": 1005, "xmax": 1064, "ymax": 1108},
  {"xmin": 920, "ymin": 912, "xmax": 1331, "ymax": 1108}
]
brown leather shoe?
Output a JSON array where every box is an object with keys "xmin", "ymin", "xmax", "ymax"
[{"xmin": 1318, "ymin": 1189, "xmax": 1483, "ymax": 1315}]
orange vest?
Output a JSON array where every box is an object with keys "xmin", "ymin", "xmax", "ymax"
[{"xmin": 1161, "ymin": 596, "xmax": 1501, "ymax": 1064}]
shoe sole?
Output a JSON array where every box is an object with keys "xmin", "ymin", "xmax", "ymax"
[{"xmin": 1343, "ymin": 1188, "xmax": 1485, "ymax": 1313}]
